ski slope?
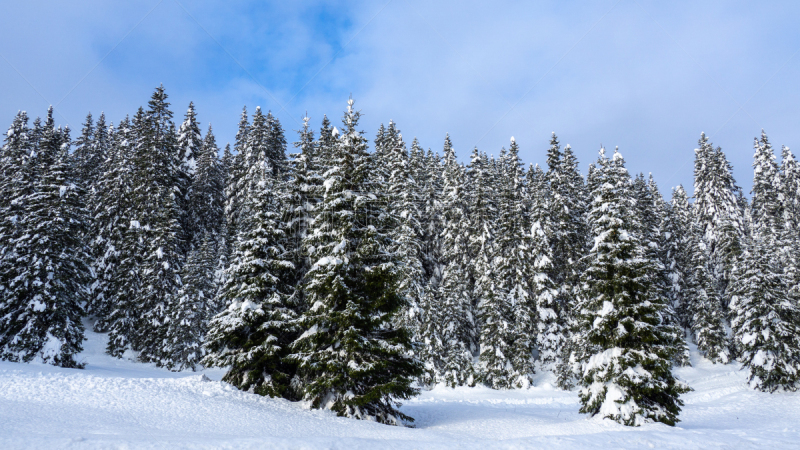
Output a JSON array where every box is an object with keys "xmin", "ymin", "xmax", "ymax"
[{"xmin": 1, "ymin": 327, "xmax": 799, "ymax": 449}]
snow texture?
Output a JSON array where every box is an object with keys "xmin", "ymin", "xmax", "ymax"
[{"xmin": 1, "ymin": 328, "xmax": 799, "ymax": 449}]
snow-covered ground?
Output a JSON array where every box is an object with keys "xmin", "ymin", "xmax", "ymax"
[{"xmin": 1, "ymin": 328, "xmax": 799, "ymax": 449}]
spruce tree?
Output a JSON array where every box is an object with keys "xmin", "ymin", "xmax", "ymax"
[
  {"xmin": 287, "ymin": 116, "xmax": 319, "ymax": 287},
  {"xmin": 634, "ymin": 174, "xmax": 690, "ymax": 366},
  {"xmin": 291, "ymin": 99, "xmax": 421, "ymax": 424},
  {"xmin": 166, "ymin": 233, "xmax": 218, "ymax": 371},
  {"xmin": 176, "ymin": 102, "xmax": 203, "ymax": 251},
  {"xmin": 729, "ymin": 227, "xmax": 800, "ymax": 392},
  {"xmin": 780, "ymin": 145, "xmax": 800, "ymax": 237},
  {"xmin": 751, "ymin": 131, "xmax": 783, "ymax": 237},
  {"xmin": 693, "ymin": 133, "xmax": 744, "ymax": 302},
  {"xmin": 224, "ymin": 107, "xmax": 249, "ymax": 246},
  {"xmin": 101, "ymin": 114, "xmax": 145, "ymax": 354},
  {"xmin": 577, "ymin": 148, "xmax": 690, "ymax": 426},
  {"xmin": 685, "ymin": 220, "xmax": 730, "ymax": 364},
  {"xmin": 527, "ymin": 164, "xmax": 561, "ymax": 372},
  {"xmin": 463, "ymin": 148, "xmax": 512, "ymax": 388},
  {"xmin": 0, "ymin": 111, "xmax": 32, "ymax": 315},
  {"xmin": 418, "ymin": 134, "xmax": 474, "ymax": 387},
  {"xmin": 204, "ymin": 157, "xmax": 298, "ymax": 396},
  {"xmin": 187, "ymin": 124, "xmax": 225, "ymax": 246},
  {"xmin": 125, "ymin": 86, "xmax": 184, "ymax": 365},
  {"xmin": 0, "ymin": 110, "xmax": 89, "ymax": 367},
  {"xmin": 382, "ymin": 123, "xmax": 425, "ymax": 341},
  {"xmin": 664, "ymin": 185, "xmax": 693, "ymax": 328}
]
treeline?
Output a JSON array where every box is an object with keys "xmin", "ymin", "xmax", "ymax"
[{"xmin": 1, "ymin": 86, "xmax": 799, "ymax": 427}]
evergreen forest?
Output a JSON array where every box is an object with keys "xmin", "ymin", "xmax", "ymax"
[{"xmin": 2, "ymin": 86, "xmax": 799, "ymax": 426}]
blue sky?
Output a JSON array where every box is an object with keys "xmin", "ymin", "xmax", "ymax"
[{"xmin": 1, "ymin": 0, "xmax": 799, "ymax": 196}]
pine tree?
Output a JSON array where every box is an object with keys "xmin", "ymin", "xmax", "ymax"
[
  {"xmin": 664, "ymin": 185, "xmax": 693, "ymax": 328},
  {"xmin": 163, "ymin": 124, "xmax": 225, "ymax": 370},
  {"xmin": 634, "ymin": 173, "xmax": 690, "ymax": 367},
  {"xmin": 291, "ymin": 99, "xmax": 422, "ymax": 424},
  {"xmin": 577, "ymin": 148, "xmax": 690, "ymax": 426},
  {"xmin": 382, "ymin": 123, "xmax": 425, "ymax": 341},
  {"xmin": 693, "ymin": 133, "xmax": 744, "ymax": 302},
  {"xmin": 71, "ymin": 112, "xmax": 95, "ymax": 185},
  {"xmin": 101, "ymin": 114, "xmax": 145, "ymax": 355},
  {"xmin": 729, "ymin": 227, "xmax": 800, "ymax": 392},
  {"xmin": 126, "ymin": 86, "xmax": 184, "ymax": 365},
  {"xmin": 224, "ymin": 107, "xmax": 249, "ymax": 246},
  {"xmin": 0, "ymin": 111, "xmax": 32, "ymax": 315},
  {"xmin": 177, "ymin": 101, "xmax": 203, "ymax": 173},
  {"xmin": 527, "ymin": 164, "xmax": 561, "ymax": 373},
  {"xmin": 204, "ymin": 157, "xmax": 298, "ymax": 396},
  {"xmin": 167, "ymin": 233, "xmax": 218, "ymax": 371},
  {"xmin": 494, "ymin": 141, "xmax": 538, "ymax": 387},
  {"xmin": 685, "ymin": 221, "xmax": 730, "ymax": 364},
  {"xmin": 546, "ymin": 135, "xmax": 588, "ymax": 313},
  {"xmin": 287, "ymin": 116, "xmax": 319, "ymax": 287},
  {"xmin": 176, "ymin": 102, "xmax": 203, "ymax": 251},
  {"xmin": 751, "ymin": 131, "xmax": 783, "ymax": 237},
  {"xmin": 780, "ymin": 145, "xmax": 800, "ymax": 237},
  {"xmin": 419, "ymin": 147, "xmax": 443, "ymax": 284},
  {"xmin": 187, "ymin": 124, "xmax": 225, "ymax": 246},
  {"xmin": 463, "ymin": 148, "xmax": 512, "ymax": 388},
  {"xmin": 418, "ymin": 134, "xmax": 474, "ymax": 387},
  {"xmin": 72, "ymin": 112, "xmax": 109, "ymax": 196},
  {"xmin": 0, "ymin": 109, "xmax": 89, "ymax": 367}
]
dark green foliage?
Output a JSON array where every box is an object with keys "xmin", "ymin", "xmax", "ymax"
[
  {"xmin": 577, "ymin": 149, "xmax": 690, "ymax": 426},
  {"xmin": 290, "ymin": 99, "xmax": 422, "ymax": 424},
  {"xmin": 0, "ymin": 109, "xmax": 89, "ymax": 368},
  {"xmin": 730, "ymin": 228, "xmax": 800, "ymax": 392},
  {"xmin": 204, "ymin": 158, "xmax": 298, "ymax": 397}
]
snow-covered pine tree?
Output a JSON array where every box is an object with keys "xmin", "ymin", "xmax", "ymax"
[
  {"xmin": 127, "ymin": 86, "xmax": 184, "ymax": 365},
  {"xmin": 664, "ymin": 185, "xmax": 693, "ymax": 328},
  {"xmin": 162, "ymin": 125, "xmax": 225, "ymax": 370},
  {"xmin": 727, "ymin": 131, "xmax": 800, "ymax": 391},
  {"xmin": 693, "ymin": 133, "xmax": 745, "ymax": 303},
  {"xmin": 382, "ymin": 123, "xmax": 425, "ymax": 341},
  {"xmin": 100, "ymin": 114, "xmax": 146, "ymax": 355},
  {"xmin": 466, "ymin": 148, "xmax": 512, "ymax": 388},
  {"xmin": 577, "ymin": 147, "xmax": 690, "ymax": 426},
  {"xmin": 178, "ymin": 102, "xmax": 203, "ymax": 173},
  {"xmin": 418, "ymin": 146, "xmax": 443, "ymax": 285},
  {"xmin": 473, "ymin": 143, "xmax": 521, "ymax": 389},
  {"xmin": 526, "ymin": 164, "xmax": 561, "ymax": 374},
  {"xmin": 751, "ymin": 131, "xmax": 783, "ymax": 238},
  {"xmin": 224, "ymin": 107, "xmax": 249, "ymax": 248},
  {"xmin": 286, "ymin": 116, "xmax": 319, "ymax": 289},
  {"xmin": 203, "ymin": 155, "xmax": 299, "ymax": 396},
  {"xmin": 0, "ymin": 109, "xmax": 89, "ymax": 368},
  {"xmin": 633, "ymin": 174, "xmax": 690, "ymax": 367},
  {"xmin": 685, "ymin": 219, "xmax": 730, "ymax": 364},
  {"xmin": 72, "ymin": 112, "xmax": 109, "ymax": 195},
  {"xmin": 187, "ymin": 124, "xmax": 224, "ymax": 247},
  {"xmin": 418, "ymin": 134, "xmax": 474, "ymax": 387},
  {"xmin": 0, "ymin": 111, "xmax": 32, "ymax": 316},
  {"xmin": 545, "ymin": 135, "xmax": 588, "ymax": 314},
  {"xmin": 780, "ymin": 145, "xmax": 800, "ymax": 238},
  {"xmin": 266, "ymin": 111, "xmax": 288, "ymax": 176},
  {"xmin": 71, "ymin": 112, "xmax": 95, "ymax": 185},
  {"xmin": 166, "ymin": 233, "xmax": 218, "ymax": 371},
  {"xmin": 176, "ymin": 102, "xmax": 203, "ymax": 250},
  {"xmin": 291, "ymin": 99, "xmax": 422, "ymax": 424},
  {"xmin": 315, "ymin": 114, "xmax": 336, "ymax": 176},
  {"xmin": 729, "ymin": 225, "xmax": 800, "ymax": 392}
]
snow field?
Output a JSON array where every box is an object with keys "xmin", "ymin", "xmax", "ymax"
[{"xmin": 1, "ymin": 329, "xmax": 799, "ymax": 449}]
